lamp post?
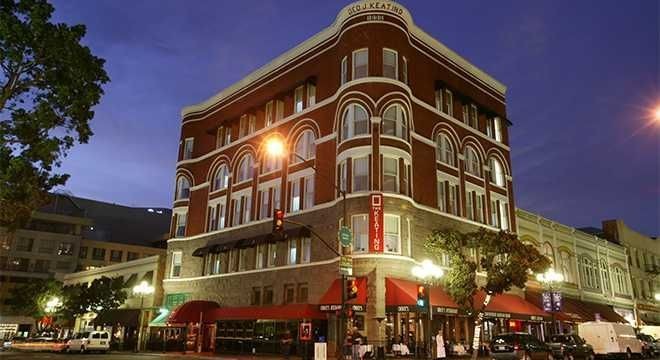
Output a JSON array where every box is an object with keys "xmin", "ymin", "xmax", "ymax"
[
  {"xmin": 536, "ymin": 269, "xmax": 564, "ymax": 335},
  {"xmin": 412, "ymin": 260, "xmax": 444, "ymax": 359},
  {"xmin": 133, "ymin": 280, "xmax": 155, "ymax": 352},
  {"xmin": 264, "ymin": 136, "xmax": 352, "ymax": 353}
]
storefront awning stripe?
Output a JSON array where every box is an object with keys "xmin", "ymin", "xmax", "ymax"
[
  {"xmin": 474, "ymin": 291, "xmax": 549, "ymax": 320},
  {"xmin": 385, "ymin": 278, "xmax": 459, "ymax": 309},
  {"xmin": 318, "ymin": 277, "xmax": 368, "ymax": 308},
  {"xmin": 168, "ymin": 300, "xmax": 220, "ymax": 324},
  {"xmin": 526, "ymin": 291, "xmax": 626, "ymax": 323},
  {"xmin": 208, "ymin": 304, "xmax": 325, "ymax": 321}
]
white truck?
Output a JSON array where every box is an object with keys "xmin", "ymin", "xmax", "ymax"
[{"xmin": 577, "ymin": 321, "xmax": 642, "ymax": 358}]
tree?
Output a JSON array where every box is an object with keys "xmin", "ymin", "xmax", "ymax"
[
  {"xmin": 62, "ymin": 276, "xmax": 127, "ymax": 318},
  {"xmin": 6, "ymin": 278, "xmax": 62, "ymax": 319},
  {"xmin": 0, "ymin": 0, "xmax": 109, "ymax": 231},
  {"xmin": 425, "ymin": 228, "xmax": 550, "ymax": 360}
]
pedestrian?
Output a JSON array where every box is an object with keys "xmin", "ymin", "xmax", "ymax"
[
  {"xmin": 351, "ymin": 327, "xmax": 363, "ymax": 360},
  {"xmin": 435, "ymin": 329, "xmax": 446, "ymax": 359},
  {"xmin": 281, "ymin": 330, "xmax": 293, "ymax": 360},
  {"xmin": 343, "ymin": 332, "xmax": 353, "ymax": 360}
]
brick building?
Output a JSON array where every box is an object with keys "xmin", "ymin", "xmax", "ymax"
[{"xmin": 164, "ymin": 0, "xmax": 535, "ymax": 355}]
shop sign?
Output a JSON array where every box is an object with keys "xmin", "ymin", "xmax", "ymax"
[
  {"xmin": 339, "ymin": 256, "xmax": 353, "ymax": 276},
  {"xmin": 0, "ymin": 324, "xmax": 18, "ymax": 331},
  {"xmin": 346, "ymin": 1, "xmax": 405, "ymax": 17},
  {"xmin": 300, "ymin": 322, "xmax": 312, "ymax": 341},
  {"xmin": 319, "ymin": 304, "xmax": 365, "ymax": 312},
  {"xmin": 542, "ymin": 291, "xmax": 562, "ymax": 312},
  {"xmin": 339, "ymin": 226, "xmax": 352, "ymax": 247},
  {"xmin": 434, "ymin": 307, "xmax": 459, "ymax": 315},
  {"xmin": 529, "ymin": 316, "xmax": 544, "ymax": 322},
  {"xmin": 369, "ymin": 193, "xmax": 384, "ymax": 252},
  {"xmin": 315, "ymin": 342, "xmax": 327, "ymax": 360},
  {"xmin": 484, "ymin": 311, "xmax": 511, "ymax": 319}
]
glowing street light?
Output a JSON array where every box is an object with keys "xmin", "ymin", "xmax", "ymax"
[
  {"xmin": 654, "ymin": 106, "xmax": 660, "ymax": 122},
  {"xmin": 655, "ymin": 293, "xmax": 660, "ymax": 302},
  {"xmin": 265, "ymin": 137, "xmax": 286, "ymax": 157},
  {"xmin": 133, "ymin": 281, "xmax": 155, "ymax": 352},
  {"xmin": 44, "ymin": 296, "xmax": 62, "ymax": 314},
  {"xmin": 536, "ymin": 268, "xmax": 564, "ymax": 285},
  {"xmin": 411, "ymin": 260, "xmax": 443, "ymax": 360},
  {"xmin": 133, "ymin": 281, "xmax": 155, "ymax": 296}
]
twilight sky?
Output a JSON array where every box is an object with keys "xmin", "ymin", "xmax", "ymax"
[{"xmin": 50, "ymin": 0, "xmax": 659, "ymax": 236}]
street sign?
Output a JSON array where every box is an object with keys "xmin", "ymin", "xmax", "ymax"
[
  {"xmin": 339, "ymin": 256, "xmax": 353, "ymax": 276},
  {"xmin": 542, "ymin": 292, "xmax": 552, "ymax": 312},
  {"xmin": 339, "ymin": 226, "xmax": 352, "ymax": 247},
  {"xmin": 300, "ymin": 322, "xmax": 312, "ymax": 341}
]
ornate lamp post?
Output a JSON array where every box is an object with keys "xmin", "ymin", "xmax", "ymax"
[
  {"xmin": 536, "ymin": 269, "xmax": 564, "ymax": 335},
  {"xmin": 133, "ymin": 280, "xmax": 155, "ymax": 352},
  {"xmin": 412, "ymin": 260, "xmax": 444, "ymax": 359}
]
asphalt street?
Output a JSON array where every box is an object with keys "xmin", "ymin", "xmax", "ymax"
[{"xmin": 0, "ymin": 352, "xmax": 183, "ymax": 359}]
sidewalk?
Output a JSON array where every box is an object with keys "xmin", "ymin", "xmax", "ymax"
[{"xmin": 131, "ymin": 351, "xmax": 489, "ymax": 360}]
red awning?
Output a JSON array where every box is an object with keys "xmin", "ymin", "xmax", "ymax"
[
  {"xmin": 525, "ymin": 291, "xmax": 626, "ymax": 323},
  {"xmin": 385, "ymin": 278, "xmax": 459, "ymax": 310},
  {"xmin": 168, "ymin": 300, "xmax": 220, "ymax": 324},
  {"xmin": 207, "ymin": 304, "xmax": 325, "ymax": 321},
  {"xmin": 318, "ymin": 277, "xmax": 367, "ymax": 309},
  {"xmin": 474, "ymin": 291, "xmax": 548, "ymax": 320}
]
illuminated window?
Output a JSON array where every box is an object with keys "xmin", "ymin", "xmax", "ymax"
[
  {"xmin": 341, "ymin": 103, "xmax": 369, "ymax": 141},
  {"xmin": 464, "ymin": 147, "xmax": 481, "ymax": 177},
  {"xmin": 382, "ymin": 105, "xmax": 407, "ymax": 140},
  {"xmin": 352, "ymin": 214, "xmax": 368, "ymax": 252},
  {"xmin": 489, "ymin": 158, "xmax": 505, "ymax": 187},
  {"xmin": 236, "ymin": 154, "xmax": 254, "ymax": 183},
  {"xmin": 292, "ymin": 130, "xmax": 316, "ymax": 163},
  {"xmin": 213, "ymin": 165, "xmax": 229, "ymax": 191},
  {"xmin": 436, "ymin": 134, "xmax": 455, "ymax": 167},
  {"xmin": 352, "ymin": 49, "xmax": 368, "ymax": 79},
  {"xmin": 175, "ymin": 176, "xmax": 191, "ymax": 200}
]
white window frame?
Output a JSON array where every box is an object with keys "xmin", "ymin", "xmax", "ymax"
[
  {"xmin": 288, "ymin": 238, "xmax": 297, "ymax": 265},
  {"xmin": 434, "ymin": 89, "xmax": 443, "ymax": 112},
  {"xmin": 384, "ymin": 214, "xmax": 401, "ymax": 254},
  {"xmin": 307, "ymin": 83, "xmax": 316, "ymax": 107},
  {"xmin": 382, "ymin": 104, "xmax": 407, "ymax": 140},
  {"xmin": 267, "ymin": 243, "xmax": 277, "ymax": 268},
  {"xmin": 464, "ymin": 147, "xmax": 481, "ymax": 177},
  {"xmin": 213, "ymin": 165, "xmax": 229, "ymax": 191},
  {"xmin": 382, "ymin": 156, "xmax": 399, "ymax": 193},
  {"xmin": 236, "ymin": 154, "xmax": 254, "ymax": 183},
  {"xmin": 338, "ymin": 160, "xmax": 347, "ymax": 193},
  {"xmin": 352, "ymin": 48, "xmax": 368, "ymax": 80},
  {"xmin": 341, "ymin": 103, "xmax": 369, "ymax": 141},
  {"xmin": 437, "ymin": 173, "xmax": 459, "ymax": 216},
  {"xmin": 294, "ymin": 86, "xmax": 304, "ymax": 113},
  {"xmin": 175, "ymin": 211, "xmax": 187, "ymax": 238},
  {"xmin": 382, "ymin": 48, "xmax": 398, "ymax": 80},
  {"xmin": 401, "ymin": 56, "xmax": 408, "ymax": 84},
  {"xmin": 470, "ymin": 104, "xmax": 479, "ymax": 128},
  {"xmin": 256, "ymin": 244, "xmax": 266, "ymax": 269},
  {"xmin": 301, "ymin": 237, "xmax": 311, "ymax": 264},
  {"xmin": 352, "ymin": 156, "xmax": 369, "ymax": 192},
  {"xmin": 170, "ymin": 251, "xmax": 182, "ymax": 278},
  {"xmin": 216, "ymin": 127, "xmax": 224, "ymax": 149},
  {"xmin": 248, "ymin": 114, "xmax": 256, "ymax": 134},
  {"xmin": 351, "ymin": 214, "xmax": 368, "ymax": 253},
  {"xmin": 265, "ymin": 100, "xmax": 273, "ymax": 126},
  {"xmin": 303, "ymin": 175, "xmax": 314, "ymax": 210},
  {"xmin": 489, "ymin": 157, "xmax": 506, "ymax": 187},
  {"xmin": 290, "ymin": 179, "xmax": 301, "ymax": 213},
  {"xmin": 444, "ymin": 89, "xmax": 453, "ymax": 117},
  {"xmin": 175, "ymin": 176, "xmax": 191, "ymax": 200},
  {"xmin": 340, "ymin": 56, "xmax": 348, "ymax": 85},
  {"xmin": 183, "ymin": 138, "xmax": 194, "ymax": 160},
  {"xmin": 275, "ymin": 100, "xmax": 284, "ymax": 122},
  {"xmin": 436, "ymin": 134, "xmax": 455, "ymax": 167},
  {"xmin": 292, "ymin": 130, "xmax": 316, "ymax": 163},
  {"xmin": 494, "ymin": 117, "xmax": 503, "ymax": 142},
  {"xmin": 239, "ymin": 115, "xmax": 248, "ymax": 138}
]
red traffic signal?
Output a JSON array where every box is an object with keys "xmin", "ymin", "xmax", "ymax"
[
  {"xmin": 346, "ymin": 278, "xmax": 358, "ymax": 301},
  {"xmin": 272, "ymin": 209, "xmax": 284, "ymax": 233},
  {"xmin": 416, "ymin": 284, "xmax": 427, "ymax": 308}
]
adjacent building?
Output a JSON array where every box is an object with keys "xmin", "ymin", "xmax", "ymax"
[{"xmin": 165, "ymin": 0, "xmax": 528, "ymax": 355}]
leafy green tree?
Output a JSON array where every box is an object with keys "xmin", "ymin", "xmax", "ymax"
[
  {"xmin": 62, "ymin": 276, "xmax": 127, "ymax": 318},
  {"xmin": 425, "ymin": 228, "xmax": 550, "ymax": 359},
  {"xmin": 6, "ymin": 278, "xmax": 62, "ymax": 319},
  {"xmin": 0, "ymin": 0, "xmax": 109, "ymax": 231}
]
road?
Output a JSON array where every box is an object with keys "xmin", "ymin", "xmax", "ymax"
[{"xmin": 0, "ymin": 353, "xmax": 167, "ymax": 359}]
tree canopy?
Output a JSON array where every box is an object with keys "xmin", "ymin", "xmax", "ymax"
[
  {"xmin": 62, "ymin": 276, "xmax": 128, "ymax": 318},
  {"xmin": 6, "ymin": 278, "xmax": 62, "ymax": 319},
  {"xmin": 0, "ymin": 0, "xmax": 109, "ymax": 231}
]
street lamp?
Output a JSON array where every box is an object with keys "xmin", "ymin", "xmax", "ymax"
[
  {"xmin": 536, "ymin": 269, "xmax": 564, "ymax": 335},
  {"xmin": 263, "ymin": 136, "xmax": 352, "ymax": 353},
  {"xmin": 133, "ymin": 281, "xmax": 155, "ymax": 352},
  {"xmin": 412, "ymin": 260, "xmax": 444, "ymax": 359},
  {"xmin": 655, "ymin": 293, "xmax": 660, "ymax": 301},
  {"xmin": 44, "ymin": 296, "xmax": 63, "ymax": 314}
]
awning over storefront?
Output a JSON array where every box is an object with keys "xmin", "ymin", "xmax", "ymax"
[
  {"xmin": 525, "ymin": 291, "xmax": 626, "ymax": 323},
  {"xmin": 91, "ymin": 309, "xmax": 140, "ymax": 327},
  {"xmin": 385, "ymin": 278, "xmax": 459, "ymax": 314},
  {"xmin": 192, "ymin": 227, "xmax": 311, "ymax": 257},
  {"xmin": 319, "ymin": 277, "xmax": 368, "ymax": 312},
  {"xmin": 474, "ymin": 291, "xmax": 549, "ymax": 321},
  {"xmin": 208, "ymin": 304, "xmax": 325, "ymax": 321},
  {"xmin": 148, "ymin": 309, "xmax": 170, "ymax": 327},
  {"xmin": 168, "ymin": 300, "xmax": 220, "ymax": 324}
]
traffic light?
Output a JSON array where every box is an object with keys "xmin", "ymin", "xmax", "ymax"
[
  {"xmin": 416, "ymin": 284, "xmax": 427, "ymax": 308},
  {"xmin": 272, "ymin": 209, "xmax": 284, "ymax": 233},
  {"xmin": 346, "ymin": 278, "xmax": 358, "ymax": 301}
]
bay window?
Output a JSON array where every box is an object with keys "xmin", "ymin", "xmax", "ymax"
[
  {"xmin": 489, "ymin": 157, "xmax": 505, "ymax": 187},
  {"xmin": 352, "ymin": 156, "xmax": 369, "ymax": 192},
  {"xmin": 352, "ymin": 214, "xmax": 368, "ymax": 252},
  {"xmin": 175, "ymin": 213, "xmax": 187, "ymax": 237},
  {"xmin": 382, "ymin": 104, "xmax": 407, "ymax": 140},
  {"xmin": 384, "ymin": 214, "xmax": 400, "ymax": 253},
  {"xmin": 382, "ymin": 48, "xmax": 397, "ymax": 79},
  {"xmin": 338, "ymin": 161, "xmax": 347, "ymax": 193},
  {"xmin": 183, "ymin": 138, "xmax": 193, "ymax": 160},
  {"xmin": 341, "ymin": 56, "xmax": 348, "ymax": 85},
  {"xmin": 170, "ymin": 251, "xmax": 182, "ymax": 278},
  {"xmin": 341, "ymin": 103, "xmax": 369, "ymax": 141},
  {"xmin": 401, "ymin": 56, "xmax": 408, "ymax": 84},
  {"xmin": 352, "ymin": 49, "xmax": 368, "ymax": 79},
  {"xmin": 383, "ymin": 157, "xmax": 399, "ymax": 193}
]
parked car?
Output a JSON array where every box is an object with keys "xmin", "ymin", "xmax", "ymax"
[
  {"xmin": 546, "ymin": 334, "xmax": 595, "ymax": 360},
  {"xmin": 66, "ymin": 331, "xmax": 110, "ymax": 353},
  {"xmin": 577, "ymin": 322, "xmax": 642, "ymax": 359},
  {"xmin": 490, "ymin": 332, "xmax": 552, "ymax": 360},
  {"xmin": 636, "ymin": 333, "xmax": 659, "ymax": 358},
  {"xmin": 9, "ymin": 337, "xmax": 67, "ymax": 352}
]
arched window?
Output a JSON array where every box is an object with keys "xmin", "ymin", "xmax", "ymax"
[
  {"xmin": 262, "ymin": 153, "xmax": 282, "ymax": 173},
  {"xmin": 600, "ymin": 259, "xmax": 611, "ymax": 294},
  {"xmin": 382, "ymin": 105, "xmax": 407, "ymax": 140},
  {"xmin": 291, "ymin": 130, "xmax": 316, "ymax": 163},
  {"xmin": 559, "ymin": 250, "xmax": 574, "ymax": 283},
  {"xmin": 542, "ymin": 242, "xmax": 555, "ymax": 265},
  {"xmin": 175, "ymin": 176, "xmax": 191, "ymax": 200},
  {"xmin": 579, "ymin": 256, "xmax": 600, "ymax": 290},
  {"xmin": 341, "ymin": 103, "xmax": 369, "ymax": 141},
  {"xmin": 212, "ymin": 165, "xmax": 229, "ymax": 191},
  {"xmin": 436, "ymin": 134, "xmax": 455, "ymax": 166},
  {"xmin": 489, "ymin": 157, "xmax": 505, "ymax": 187},
  {"xmin": 464, "ymin": 146, "xmax": 481, "ymax": 177},
  {"xmin": 236, "ymin": 154, "xmax": 254, "ymax": 183},
  {"xmin": 613, "ymin": 266, "xmax": 628, "ymax": 295}
]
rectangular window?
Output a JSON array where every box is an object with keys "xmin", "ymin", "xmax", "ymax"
[
  {"xmin": 301, "ymin": 237, "xmax": 311, "ymax": 264},
  {"xmin": 251, "ymin": 287, "xmax": 261, "ymax": 306},
  {"xmin": 267, "ymin": 243, "xmax": 277, "ymax": 268},
  {"xmin": 294, "ymin": 86, "xmax": 304, "ymax": 113},
  {"xmin": 216, "ymin": 127, "xmax": 224, "ymax": 148},
  {"xmin": 127, "ymin": 251, "xmax": 139, "ymax": 261},
  {"xmin": 110, "ymin": 250, "xmax": 123, "ymax": 262},
  {"xmin": 382, "ymin": 49, "xmax": 397, "ymax": 79},
  {"xmin": 171, "ymin": 251, "xmax": 182, "ymax": 278},
  {"xmin": 341, "ymin": 56, "xmax": 348, "ymax": 85},
  {"xmin": 444, "ymin": 90, "xmax": 453, "ymax": 116},
  {"xmin": 15, "ymin": 237, "xmax": 33, "ymax": 252},
  {"xmin": 38, "ymin": 240, "xmax": 55, "ymax": 254},
  {"xmin": 176, "ymin": 213, "xmax": 187, "ymax": 237},
  {"xmin": 352, "ymin": 49, "xmax": 368, "ymax": 79},
  {"xmin": 290, "ymin": 180, "xmax": 301, "ymax": 212},
  {"xmin": 303, "ymin": 176, "xmax": 314, "ymax": 209},
  {"xmin": 466, "ymin": 192, "xmax": 474, "ymax": 221},
  {"xmin": 92, "ymin": 247, "xmax": 106, "ymax": 261},
  {"xmin": 79, "ymin": 246, "xmax": 88, "ymax": 259},
  {"xmin": 494, "ymin": 117, "xmax": 503, "ymax": 142},
  {"xmin": 239, "ymin": 248, "xmax": 248, "ymax": 271},
  {"xmin": 208, "ymin": 206, "xmax": 217, "ymax": 231},
  {"xmin": 239, "ymin": 115, "xmax": 248, "ymax": 138},
  {"xmin": 275, "ymin": 100, "xmax": 284, "ymax": 122},
  {"xmin": 338, "ymin": 161, "xmax": 347, "ymax": 193},
  {"xmin": 448, "ymin": 184, "xmax": 458, "ymax": 215},
  {"xmin": 297, "ymin": 283, "xmax": 309, "ymax": 303},
  {"xmin": 218, "ymin": 203, "xmax": 226, "ymax": 229},
  {"xmin": 228, "ymin": 249, "xmax": 239, "ymax": 272},
  {"xmin": 486, "ymin": 118, "xmax": 494, "ymax": 138},
  {"xmin": 352, "ymin": 157, "xmax": 369, "ymax": 192},
  {"xmin": 243, "ymin": 195, "xmax": 252, "ymax": 224},
  {"xmin": 265, "ymin": 101, "xmax": 273, "ymax": 126},
  {"xmin": 383, "ymin": 157, "xmax": 399, "ymax": 193},
  {"xmin": 256, "ymin": 244, "xmax": 266, "ymax": 269},
  {"xmin": 288, "ymin": 238, "xmax": 297, "ymax": 265},
  {"xmin": 248, "ymin": 114, "xmax": 256, "ymax": 134},
  {"xmin": 470, "ymin": 104, "xmax": 479, "ymax": 128},
  {"xmin": 435, "ymin": 90, "xmax": 443, "ymax": 112},
  {"xmin": 183, "ymin": 138, "xmax": 194, "ymax": 160},
  {"xmin": 475, "ymin": 194, "xmax": 484, "ymax": 223},
  {"xmin": 499, "ymin": 201, "xmax": 509, "ymax": 230},
  {"xmin": 437, "ymin": 181, "xmax": 447, "ymax": 213},
  {"xmin": 352, "ymin": 214, "xmax": 368, "ymax": 252},
  {"xmin": 307, "ymin": 83, "xmax": 316, "ymax": 107},
  {"xmin": 462, "ymin": 104, "xmax": 469, "ymax": 125},
  {"xmin": 384, "ymin": 214, "xmax": 400, "ymax": 253},
  {"xmin": 490, "ymin": 200, "xmax": 500, "ymax": 228},
  {"xmin": 259, "ymin": 190, "xmax": 270, "ymax": 220},
  {"xmin": 284, "ymin": 284, "xmax": 295, "ymax": 304},
  {"xmin": 224, "ymin": 126, "xmax": 231, "ymax": 145},
  {"xmin": 402, "ymin": 164, "xmax": 409, "ymax": 195},
  {"xmin": 57, "ymin": 242, "xmax": 73, "ymax": 256},
  {"xmin": 401, "ymin": 56, "xmax": 408, "ymax": 84},
  {"xmin": 263, "ymin": 286, "xmax": 274, "ymax": 305}
]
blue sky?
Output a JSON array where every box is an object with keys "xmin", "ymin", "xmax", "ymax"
[{"xmin": 51, "ymin": 0, "xmax": 659, "ymax": 235}]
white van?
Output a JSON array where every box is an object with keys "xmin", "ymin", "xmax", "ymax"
[
  {"xmin": 639, "ymin": 326, "xmax": 660, "ymax": 340},
  {"xmin": 577, "ymin": 322, "xmax": 642, "ymax": 358},
  {"xmin": 66, "ymin": 331, "xmax": 110, "ymax": 353}
]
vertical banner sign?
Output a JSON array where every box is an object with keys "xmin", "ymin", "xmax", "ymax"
[
  {"xmin": 542, "ymin": 292, "xmax": 552, "ymax": 312},
  {"xmin": 300, "ymin": 322, "xmax": 312, "ymax": 341},
  {"xmin": 369, "ymin": 193, "xmax": 384, "ymax": 252},
  {"xmin": 552, "ymin": 292, "xmax": 562, "ymax": 312}
]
